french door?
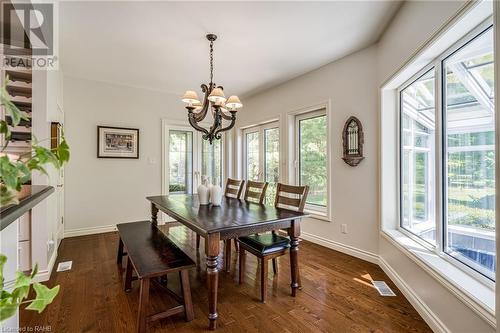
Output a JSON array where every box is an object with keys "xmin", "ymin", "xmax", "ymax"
[
  {"xmin": 243, "ymin": 121, "xmax": 280, "ymax": 203},
  {"xmin": 164, "ymin": 124, "xmax": 223, "ymax": 196}
]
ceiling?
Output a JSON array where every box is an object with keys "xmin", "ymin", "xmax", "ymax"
[{"xmin": 60, "ymin": 1, "xmax": 402, "ymax": 98}]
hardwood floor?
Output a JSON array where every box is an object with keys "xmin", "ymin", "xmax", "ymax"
[{"xmin": 21, "ymin": 223, "xmax": 432, "ymax": 333}]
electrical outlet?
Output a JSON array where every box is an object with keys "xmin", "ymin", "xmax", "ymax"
[{"xmin": 341, "ymin": 224, "xmax": 347, "ymax": 234}]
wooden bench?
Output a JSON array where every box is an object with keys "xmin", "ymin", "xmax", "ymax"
[{"xmin": 116, "ymin": 221, "xmax": 195, "ymax": 333}]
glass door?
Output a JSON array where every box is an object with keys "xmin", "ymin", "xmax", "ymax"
[
  {"xmin": 243, "ymin": 122, "xmax": 280, "ymax": 203},
  {"xmin": 165, "ymin": 125, "xmax": 224, "ymax": 196},
  {"xmin": 168, "ymin": 129, "xmax": 194, "ymax": 194}
]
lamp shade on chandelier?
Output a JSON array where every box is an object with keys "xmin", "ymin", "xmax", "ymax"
[{"xmin": 181, "ymin": 34, "xmax": 243, "ymax": 144}]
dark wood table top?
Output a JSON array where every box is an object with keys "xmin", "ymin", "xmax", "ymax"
[{"xmin": 147, "ymin": 194, "xmax": 307, "ymax": 237}]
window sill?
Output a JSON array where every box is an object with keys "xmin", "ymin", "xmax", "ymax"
[
  {"xmin": 381, "ymin": 228, "xmax": 495, "ymax": 327},
  {"xmin": 303, "ymin": 209, "xmax": 330, "ymax": 222}
]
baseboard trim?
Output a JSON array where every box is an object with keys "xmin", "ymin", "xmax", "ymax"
[
  {"xmin": 379, "ymin": 257, "xmax": 450, "ymax": 333},
  {"xmin": 64, "ymin": 224, "xmax": 117, "ymax": 238},
  {"xmin": 34, "ymin": 246, "xmax": 58, "ymax": 283},
  {"xmin": 301, "ymin": 231, "xmax": 379, "ymax": 264}
]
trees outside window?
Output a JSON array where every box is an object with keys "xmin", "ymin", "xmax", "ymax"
[
  {"xmin": 295, "ymin": 109, "xmax": 328, "ymax": 211},
  {"xmin": 399, "ymin": 24, "xmax": 495, "ymax": 280},
  {"xmin": 243, "ymin": 122, "xmax": 280, "ymax": 204}
]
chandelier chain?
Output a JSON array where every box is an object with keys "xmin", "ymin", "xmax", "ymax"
[{"xmin": 209, "ymin": 40, "xmax": 214, "ymax": 86}]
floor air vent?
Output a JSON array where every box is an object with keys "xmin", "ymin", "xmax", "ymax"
[{"xmin": 372, "ymin": 281, "xmax": 396, "ymax": 296}]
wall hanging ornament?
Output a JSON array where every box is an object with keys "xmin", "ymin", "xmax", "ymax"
[{"xmin": 342, "ymin": 116, "xmax": 364, "ymax": 167}]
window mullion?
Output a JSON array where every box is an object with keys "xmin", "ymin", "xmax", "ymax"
[{"xmin": 435, "ymin": 61, "xmax": 444, "ymax": 254}]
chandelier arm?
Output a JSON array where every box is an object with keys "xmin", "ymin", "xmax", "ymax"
[
  {"xmin": 213, "ymin": 111, "xmax": 236, "ymax": 138},
  {"xmin": 220, "ymin": 111, "xmax": 233, "ymax": 121},
  {"xmin": 188, "ymin": 112, "xmax": 210, "ymax": 136}
]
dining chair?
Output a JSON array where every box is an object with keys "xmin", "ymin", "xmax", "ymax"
[
  {"xmin": 196, "ymin": 178, "xmax": 246, "ymax": 271},
  {"xmin": 237, "ymin": 182, "xmax": 309, "ymax": 303},
  {"xmin": 244, "ymin": 180, "xmax": 269, "ymax": 204},
  {"xmin": 223, "ymin": 180, "xmax": 269, "ymax": 272}
]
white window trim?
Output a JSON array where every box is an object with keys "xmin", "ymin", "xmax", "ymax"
[
  {"xmin": 241, "ymin": 120, "xmax": 280, "ymax": 182},
  {"xmin": 295, "ymin": 109, "xmax": 328, "ymax": 214},
  {"xmin": 380, "ymin": 0, "xmax": 496, "ymax": 324},
  {"xmin": 286, "ymin": 101, "xmax": 332, "ymax": 221}
]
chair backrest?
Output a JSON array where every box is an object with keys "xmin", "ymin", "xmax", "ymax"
[
  {"xmin": 244, "ymin": 180, "xmax": 269, "ymax": 204},
  {"xmin": 274, "ymin": 183, "xmax": 310, "ymax": 212},
  {"xmin": 224, "ymin": 178, "xmax": 245, "ymax": 199}
]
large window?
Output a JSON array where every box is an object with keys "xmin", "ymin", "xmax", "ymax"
[
  {"xmin": 443, "ymin": 27, "xmax": 495, "ymax": 279},
  {"xmin": 296, "ymin": 110, "xmax": 327, "ymax": 209},
  {"xmin": 400, "ymin": 69, "xmax": 436, "ymax": 244},
  {"xmin": 243, "ymin": 122, "xmax": 280, "ymax": 204},
  {"xmin": 399, "ymin": 24, "xmax": 495, "ymax": 280}
]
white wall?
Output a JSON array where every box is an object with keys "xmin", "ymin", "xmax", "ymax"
[
  {"xmin": 239, "ymin": 45, "xmax": 380, "ymax": 259},
  {"xmin": 63, "ymin": 76, "xmax": 185, "ymax": 234}
]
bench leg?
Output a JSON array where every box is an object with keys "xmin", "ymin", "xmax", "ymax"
[
  {"xmin": 239, "ymin": 248, "xmax": 246, "ymax": 284},
  {"xmin": 125, "ymin": 257, "xmax": 133, "ymax": 292},
  {"xmin": 179, "ymin": 270, "xmax": 194, "ymax": 322},
  {"xmin": 233, "ymin": 239, "xmax": 239, "ymax": 252},
  {"xmin": 224, "ymin": 240, "xmax": 231, "ymax": 273},
  {"xmin": 260, "ymin": 257, "xmax": 268, "ymax": 303},
  {"xmin": 137, "ymin": 277, "xmax": 150, "ymax": 333},
  {"xmin": 117, "ymin": 237, "xmax": 124, "ymax": 265},
  {"xmin": 196, "ymin": 234, "xmax": 200, "ymax": 249}
]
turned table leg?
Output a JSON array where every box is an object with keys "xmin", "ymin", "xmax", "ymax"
[
  {"xmin": 288, "ymin": 220, "xmax": 300, "ymax": 297},
  {"xmin": 151, "ymin": 202, "xmax": 159, "ymax": 226},
  {"xmin": 205, "ymin": 233, "xmax": 220, "ymax": 330}
]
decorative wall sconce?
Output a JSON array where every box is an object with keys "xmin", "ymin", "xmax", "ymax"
[{"xmin": 342, "ymin": 116, "xmax": 364, "ymax": 167}]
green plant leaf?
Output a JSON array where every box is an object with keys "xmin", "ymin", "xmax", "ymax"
[
  {"xmin": 0, "ymin": 255, "xmax": 6, "ymax": 290},
  {"xmin": 0, "ymin": 299, "xmax": 18, "ymax": 322},
  {"xmin": 30, "ymin": 264, "xmax": 38, "ymax": 279},
  {"xmin": 24, "ymin": 282, "xmax": 59, "ymax": 313},
  {"xmin": 57, "ymin": 139, "xmax": 70, "ymax": 164},
  {"xmin": 11, "ymin": 271, "xmax": 32, "ymax": 301},
  {"xmin": 0, "ymin": 120, "xmax": 10, "ymax": 140},
  {"xmin": 0, "ymin": 186, "xmax": 18, "ymax": 206}
]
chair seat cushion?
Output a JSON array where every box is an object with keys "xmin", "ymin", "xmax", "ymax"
[{"xmin": 238, "ymin": 233, "xmax": 290, "ymax": 254}]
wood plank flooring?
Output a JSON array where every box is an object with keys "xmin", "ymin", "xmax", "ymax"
[{"xmin": 21, "ymin": 223, "xmax": 432, "ymax": 333}]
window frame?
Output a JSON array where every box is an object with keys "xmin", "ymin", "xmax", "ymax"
[
  {"xmin": 398, "ymin": 65, "xmax": 438, "ymax": 249},
  {"xmin": 396, "ymin": 19, "xmax": 496, "ymax": 284},
  {"xmin": 242, "ymin": 121, "xmax": 280, "ymax": 186},
  {"xmin": 294, "ymin": 108, "xmax": 328, "ymax": 214}
]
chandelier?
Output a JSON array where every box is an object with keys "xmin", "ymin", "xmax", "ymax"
[{"xmin": 181, "ymin": 34, "xmax": 243, "ymax": 144}]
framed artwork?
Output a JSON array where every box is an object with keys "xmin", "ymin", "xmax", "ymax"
[{"xmin": 97, "ymin": 126, "xmax": 139, "ymax": 159}]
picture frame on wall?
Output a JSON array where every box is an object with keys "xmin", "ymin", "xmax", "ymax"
[{"xmin": 97, "ymin": 126, "xmax": 139, "ymax": 159}]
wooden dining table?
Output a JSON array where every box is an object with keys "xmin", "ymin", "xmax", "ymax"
[{"xmin": 146, "ymin": 194, "xmax": 307, "ymax": 330}]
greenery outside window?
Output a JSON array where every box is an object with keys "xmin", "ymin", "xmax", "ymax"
[
  {"xmin": 398, "ymin": 23, "xmax": 495, "ymax": 281},
  {"xmin": 243, "ymin": 122, "xmax": 280, "ymax": 205},
  {"xmin": 296, "ymin": 109, "xmax": 328, "ymax": 212}
]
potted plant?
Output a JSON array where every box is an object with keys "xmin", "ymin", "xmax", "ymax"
[{"xmin": 0, "ymin": 77, "xmax": 69, "ymax": 322}]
